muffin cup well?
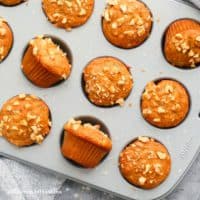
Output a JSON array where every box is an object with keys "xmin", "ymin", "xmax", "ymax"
[
  {"xmin": 119, "ymin": 136, "xmax": 171, "ymax": 189},
  {"xmin": 140, "ymin": 78, "xmax": 191, "ymax": 129},
  {"xmin": 22, "ymin": 46, "xmax": 62, "ymax": 88},
  {"xmin": 21, "ymin": 35, "xmax": 72, "ymax": 88},
  {"xmin": 60, "ymin": 116, "xmax": 111, "ymax": 168},
  {"xmin": 162, "ymin": 18, "xmax": 200, "ymax": 69},
  {"xmin": 81, "ymin": 56, "xmax": 133, "ymax": 108}
]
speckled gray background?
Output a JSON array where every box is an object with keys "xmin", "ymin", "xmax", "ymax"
[{"xmin": 1, "ymin": 154, "xmax": 200, "ymax": 200}]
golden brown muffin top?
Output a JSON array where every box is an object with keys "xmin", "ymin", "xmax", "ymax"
[
  {"xmin": 42, "ymin": 0, "xmax": 94, "ymax": 31},
  {"xmin": 64, "ymin": 119, "xmax": 112, "ymax": 151},
  {"xmin": 141, "ymin": 80, "xmax": 190, "ymax": 128},
  {"xmin": 102, "ymin": 0, "xmax": 152, "ymax": 48},
  {"xmin": 25, "ymin": 36, "xmax": 71, "ymax": 79},
  {"xmin": 0, "ymin": 18, "xmax": 13, "ymax": 61},
  {"xmin": 83, "ymin": 57, "xmax": 133, "ymax": 106},
  {"xmin": 119, "ymin": 136, "xmax": 171, "ymax": 189},
  {"xmin": 0, "ymin": 0, "xmax": 24, "ymax": 5},
  {"xmin": 164, "ymin": 19, "xmax": 200, "ymax": 68},
  {"xmin": 0, "ymin": 94, "xmax": 51, "ymax": 147}
]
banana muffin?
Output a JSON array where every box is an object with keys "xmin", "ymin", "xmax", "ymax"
[
  {"xmin": 61, "ymin": 118, "xmax": 112, "ymax": 168},
  {"xmin": 42, "ymin": 0, "xmax": 94, "ymax": 31},
  {"xmin": 22, "ymin": 35, "xmax": 71, "ymax": 88},
  {"xmin": 119, "ymin": 136, "xmax": 171, "ymax": 189},
  {"xmin": 141, "ymin": 80, "xmax": 190, "ymax": 128},
  {"xmin": 83, "ymin": 56, "xmax": 133, "ymax": 106},
  {"xmin": 0, "ymin": 94, "xmax": 51, "ymax": 147},
  {"xmin": 102, "ymin": 0, "xmax": 153, "ymax": 49},
  {"xmin": 164, "ymin": 19, "xmax": 200, "ymax": 68},
  {"xmin": 0, "ymin": 0, "xmax": 24, "ymax": 5},
  {"xmin": 0, "ymin": 18, "xmax": 13, "ymax": 62}
]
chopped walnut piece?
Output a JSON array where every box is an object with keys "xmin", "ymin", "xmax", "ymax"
[
  {"xmin": 6, "ymin": 106, "xmax": 12, "ymax": 111},
  {"xmin": 157, "ymin": 107, "xmax": 165, "ymax": 113},
  {"xmin": 143, "ymin": 164, "xmax": 151, "ymax": 174},
  {"xmin": 19, "ymin": 94, "xmax": 26, "ymax": 99},
  {"xmin": 107, "ymin": 0, "xmax": 118, "ymax": 6},
  {"xmin": 138, "ymin": 176, "xmax": 146, "ymax": 185},
  {"xmin": 138, "ymin": 136, "xmax": 149, "ymax": 143},
  {"xmin": 153, "ymin": 118, "xmax": 160, "ymax": 122},
  {"xmin": 120, "ymin": 5, "xmax": 127, "ymax": 13},
  {"xmin": 104, "ymin": 9, "xmax": 111, "ymax": 22},
  {"xmin": 0, "ymin": 28, "xmax": 6, "ymax": 36},
  {"xmin": 116, "ymin": 98, "xmax": 124, "ymax": 106},
  {"xmin": 157, "ymin": 151, "xmax": 167, "ymax": 160},
  {"xmin": 196, "ymin": 36, "xmax": 200, "ymax": 42},
  {"xmin": 13, "ymin": 101, "xmax": 20, "ymax": 106},
  {"xmin": 142, "ymin": 108, "xmax": 152, "ymax": 115},
  {"xmin": 33, "ymin": 47, "xmax": 38, "ymax": 55},
  {"xmin": 175, "ymin": 33, "xmax": 183, "ymax": 40},
  {"xmin": 20, "ymin": 120, "xmax": 28, "ymax": 126},
  {"xmin": 154, "ymin": 163, "xmax": 163, "ymax": 175},
  {"xmin": 35, "ymin": 135, "xmax": 44, "ymax": 144},
  {"xmin": 48, "ymin": 120, "xmax": 52, "ymax": 127}
]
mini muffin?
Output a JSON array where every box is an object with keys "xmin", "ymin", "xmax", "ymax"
[
  {"xmin": 0, "ymin": 0, "xmax": 24, "ymax": 6},
  {"xmin": 141, "ymin": 80, "xmax": 190, "ymax": 128},
  {"xmin": 102, "ymin": 0, "xmax": 153, "ymax": 49},
  {"xmin": 119, "ymin": 136, "xmax": 171, "ymax": 189},
  {"xmin": 61, "ymin": 118, "xmax": 112, "ymax": 168},
  {"xmin": 164, "ymin": 19, "xmax": 200, "ymax": 68},
  {"xmin": 42, "ymin": 0, "xmax": 94, "ymax": 31},
  {"xmin": 22, "ymin": 36, "xmax": 71, "ymax": 88},
  {"xmin": 83, "ymin": 56, "xmax": 133, "ymax": 106},
  {"xmin": 0, "ymin": 18, "xmax": 13, "ymax": 62},
  {"xmin": 0, "ymin": 94, "xmax": 51, "ymax": 147}
]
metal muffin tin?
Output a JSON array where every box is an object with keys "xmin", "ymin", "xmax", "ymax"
[{"xmin": 0, "ymin": 1, "xmax": 199, "ymax": 199}]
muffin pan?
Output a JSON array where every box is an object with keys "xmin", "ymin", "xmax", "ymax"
[{"xmin": 0, "ymin": 0, "xmax": 199, "ymax": 199}]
